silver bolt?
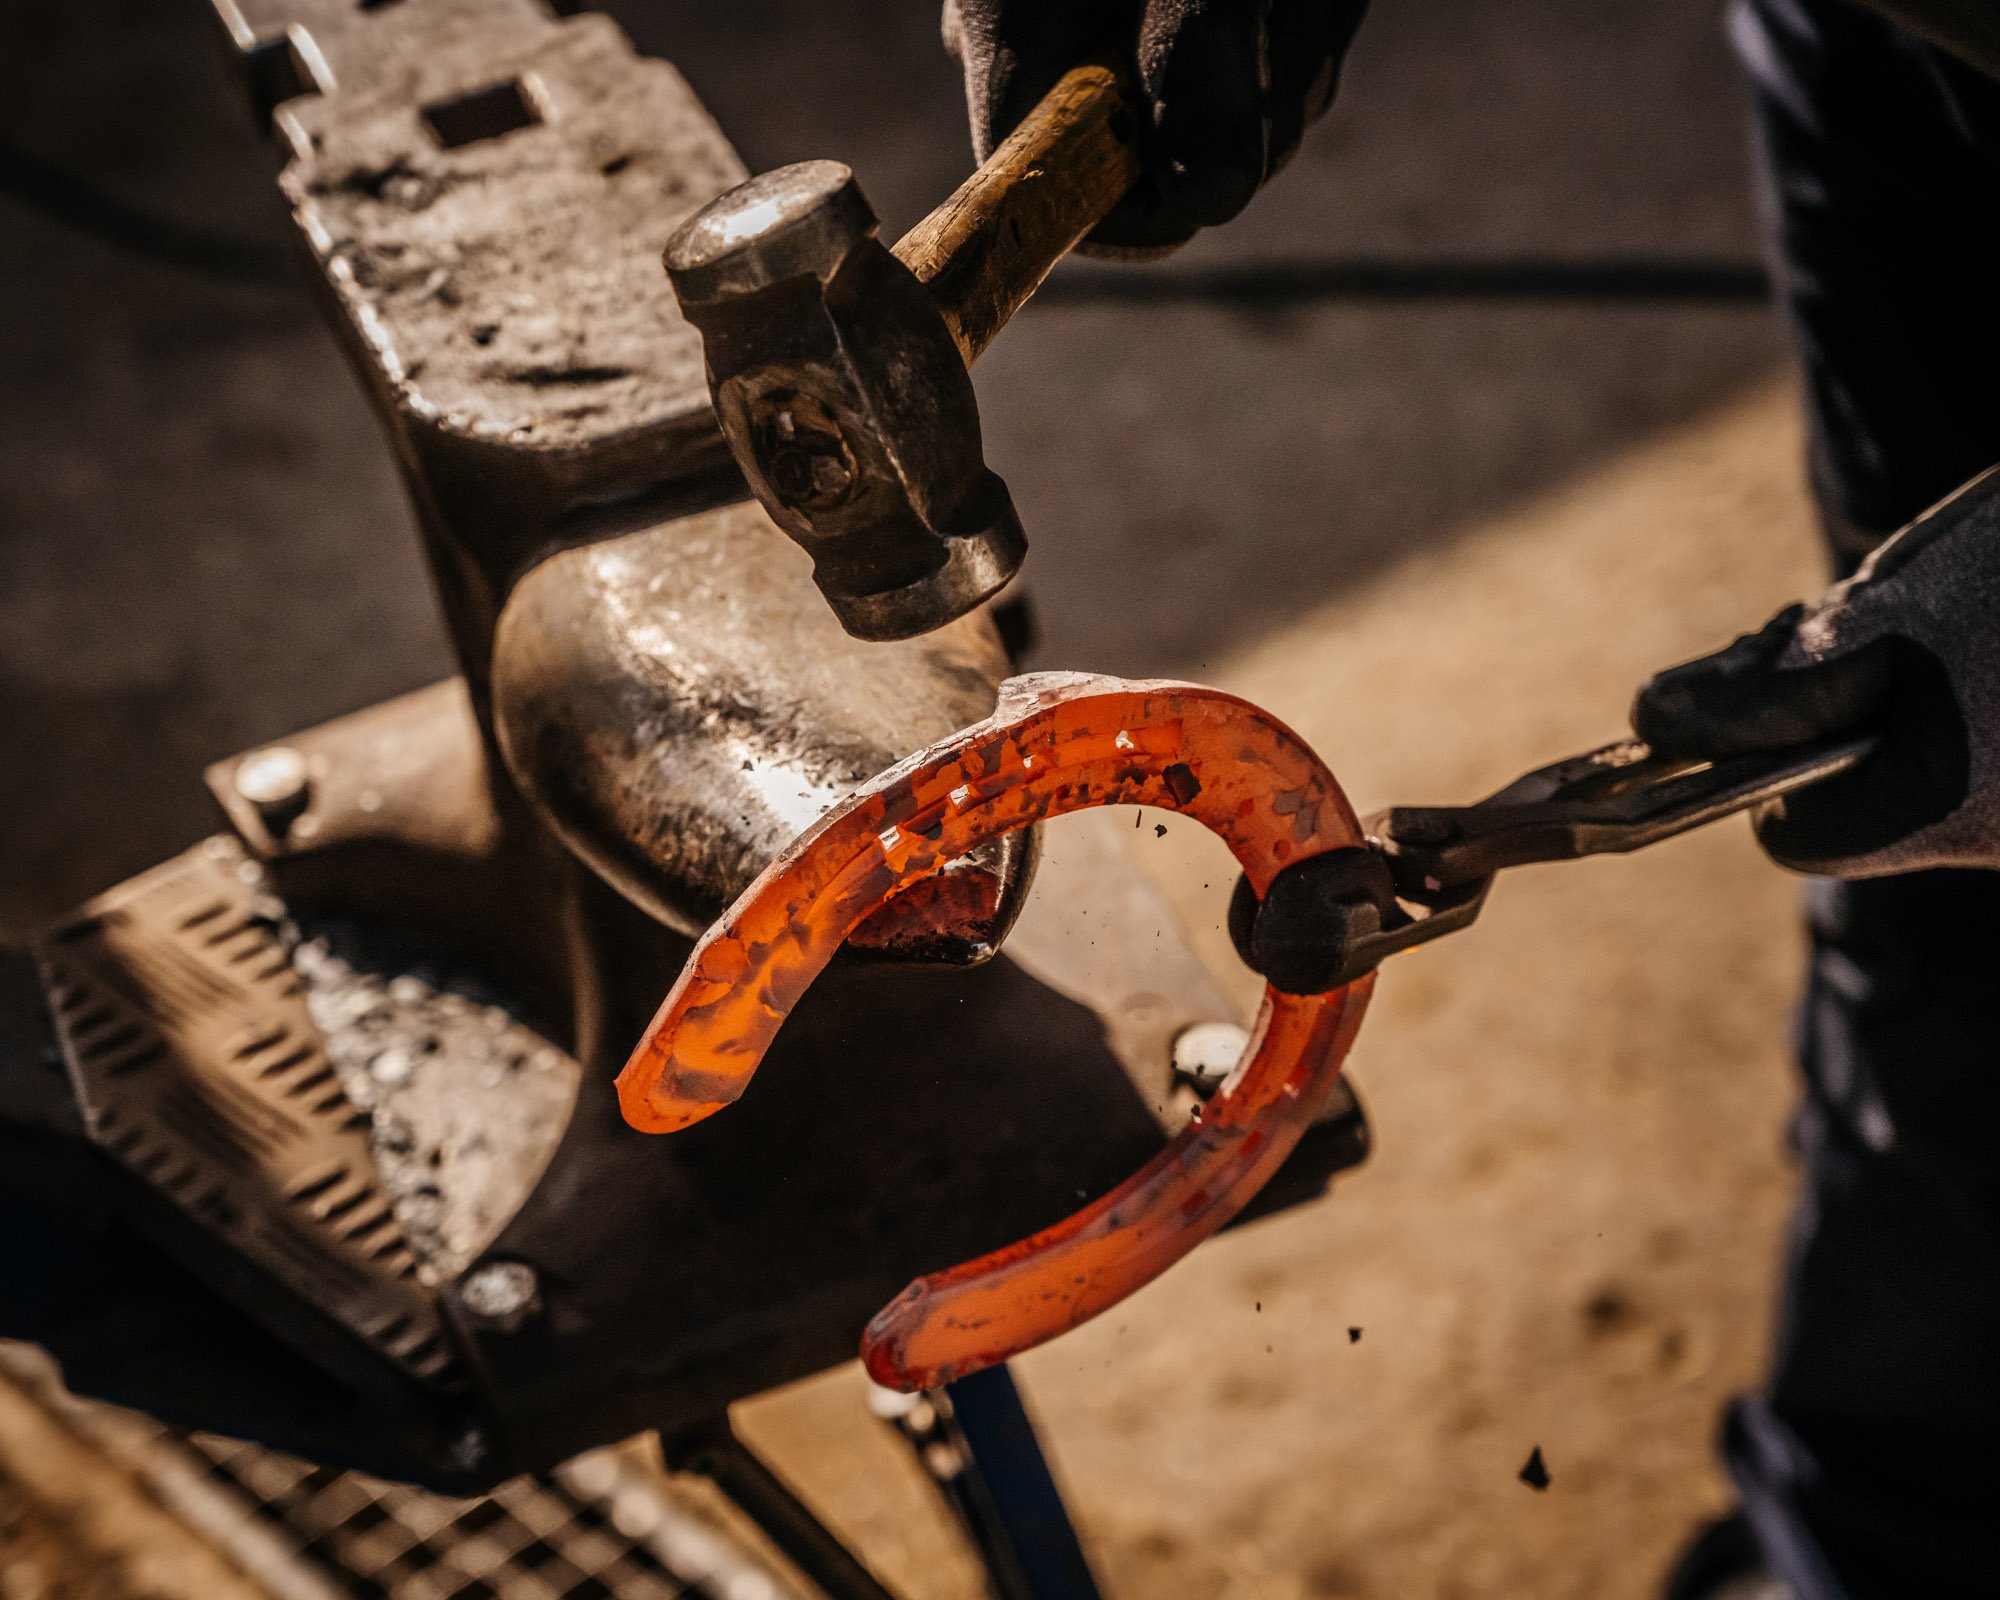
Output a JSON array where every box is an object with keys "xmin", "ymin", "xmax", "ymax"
[
  {"xmin": 234, "ymin": 746, "xmax": 311, "ymax": 831},
  {"xmin": 1171, "ymin": 1020, "xmax": 1250, "ymax": 1094},
  {"xmin": 866, "ymin": 1381, "xmax": 924, "ymax": 1421},
  {"xmin": 460, "ymin": 1259, "xmax": 540, "ymax": 1330}
]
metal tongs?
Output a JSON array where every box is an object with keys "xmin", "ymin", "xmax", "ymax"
[{"xmin": 1235, "ymin": 732, "xmax": 1879, "ymax": 992}]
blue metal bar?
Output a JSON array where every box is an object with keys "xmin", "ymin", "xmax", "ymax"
[{"xmin": 944, "ymin": 1364, "xmax": 1102, "ymax": 1600}]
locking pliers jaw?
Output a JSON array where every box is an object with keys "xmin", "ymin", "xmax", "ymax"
[
  {"xmin": 1227, "ymin": 844, "xmax": 1489, "ymax": 995},
  {"xmin": 1234, "ymin": 732, "xmax": 1877, "ymax": 994}
]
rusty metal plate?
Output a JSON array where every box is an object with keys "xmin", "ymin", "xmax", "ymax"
[{"xmin": 33, "ymin": 839, "xmax": 460, "ymax": 1395}]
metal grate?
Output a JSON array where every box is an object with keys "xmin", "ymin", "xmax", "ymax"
[
  {"xmin": 0, "ymin": 1344, "xmax": 801, "ymax": 1600},
  {"xmin": 175, "ymin": 1434, "xmax": 695, "ymax": 1600}
]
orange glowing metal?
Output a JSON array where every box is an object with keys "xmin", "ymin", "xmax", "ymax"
[{"xmin": 618, "ymin": 671, "xmax": 1374, "ymax": 1390}]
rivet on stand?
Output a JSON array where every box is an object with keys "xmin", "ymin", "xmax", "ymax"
[{"xmin": 234, "ymin": 746, "xmax": 312, "ymax": 836}]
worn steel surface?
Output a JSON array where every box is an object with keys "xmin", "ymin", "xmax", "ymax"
[
  {"xmin": 491, "ymin": 497, "xmax": 1033, "ymax": 950},
  {"xmin": 216, "ymin": 0, "xmax": 740, "ymax": 660},
  {"xmin": 211, "ymin": 0, "xmax": 1029, "ymax": 947}
]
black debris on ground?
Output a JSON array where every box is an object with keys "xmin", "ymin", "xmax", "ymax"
[{"xmin": 1519, "ymin": 1447, "xmax": 1551, "ymax": 1491}]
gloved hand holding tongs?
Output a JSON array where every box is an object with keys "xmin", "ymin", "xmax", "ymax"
[{"xmin": 1232, "ymin": 465, "xmax": 2000, "ymax": 992}]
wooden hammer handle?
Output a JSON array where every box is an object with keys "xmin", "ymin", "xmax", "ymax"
[{"xmin": 894, "ymin": 58, "xmax": 1143, "ymax": 366}]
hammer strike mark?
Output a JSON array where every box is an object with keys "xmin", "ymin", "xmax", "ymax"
[{"xmin": 500, "ymin": 363, "xmax": 635, "ymax": 388}]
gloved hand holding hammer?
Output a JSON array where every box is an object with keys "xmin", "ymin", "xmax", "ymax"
[{"xmin": 944, "ymin": 0, "xmax": 1369, "ymax": 252}]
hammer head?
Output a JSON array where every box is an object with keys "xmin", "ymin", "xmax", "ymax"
[{"xmin": 664, "ymin": 161, "xmax": 1024, "ymax": 642}]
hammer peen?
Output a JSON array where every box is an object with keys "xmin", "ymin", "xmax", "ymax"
[{"xmin": 663, "ymin": 59, "xmax": 1143, "ymax": 641}]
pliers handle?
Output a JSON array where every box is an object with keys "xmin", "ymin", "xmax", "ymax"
[{"xmin": 1232, "ymin": 732, "xmax": 1876, "ymax": 993}]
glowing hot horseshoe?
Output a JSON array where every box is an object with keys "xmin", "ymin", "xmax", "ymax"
[{"xmin": 617, "ymin": 672, "xmax": 1374, "ymax": 1390}]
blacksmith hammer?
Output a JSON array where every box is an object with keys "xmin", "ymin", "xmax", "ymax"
[{"xmin": 663, "ymin": 60, "xmax": 1143, "ymax": 641}]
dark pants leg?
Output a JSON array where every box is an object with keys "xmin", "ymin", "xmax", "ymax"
[{"xmin": 1726, "ymin": 3, "xmax": 2000, "ymax": 1594}]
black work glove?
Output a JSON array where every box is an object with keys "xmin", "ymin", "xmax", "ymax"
[
  {"xmin": 1631, "ymin": 466, "xmax": 1999, "ymax": 878},
  {"xmin": 942, "ymin": 0, "xmax": 1369, "ymax": 254}
]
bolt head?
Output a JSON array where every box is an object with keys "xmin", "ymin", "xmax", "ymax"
[
  {"xmin": 866, "ymin": 1381, "xmax": 925, "ymax": 1420},
  {"xmin": 460, "ymin": 1259, "xmax": 540, "ymax": 1330},
  {"xmin": 1172, "ymin": 1020, "xmax": 1251, "ymax": 1093},
  {"xmin": 234, "ymin": 746, "xmax": 311, "ymax": 830}
]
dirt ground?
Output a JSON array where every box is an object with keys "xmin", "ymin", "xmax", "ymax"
[{"xmin": 0, "ymin": 0, "xmax": 1832, "ymax": 1595}]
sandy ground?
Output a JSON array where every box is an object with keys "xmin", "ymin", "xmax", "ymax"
[{"xmin": 0, "ymin": 1, "xmax": 1834, "ymax": 1594}]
